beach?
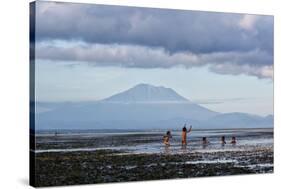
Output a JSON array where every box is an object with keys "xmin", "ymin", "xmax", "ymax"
[{"xmin": 33, "ymin": 128, "xmax": 273, "ymax": 187}]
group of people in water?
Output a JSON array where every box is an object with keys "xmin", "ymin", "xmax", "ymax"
[{"xmin": 163, "ymin": 124, "xmax": 237, "ymax": 146}]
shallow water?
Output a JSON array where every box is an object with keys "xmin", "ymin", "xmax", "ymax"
[{"xmin": 35, "ymin": 128, "xmax": 273, "ymax": 155}]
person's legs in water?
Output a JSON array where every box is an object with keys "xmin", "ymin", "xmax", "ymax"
[{"xmin": 182, "ymin": 138, "xmax": 187, "ymax": 145}]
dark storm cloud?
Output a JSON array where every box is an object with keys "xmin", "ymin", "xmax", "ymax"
[
  {"xmin": 36, "ymin": 43, "xmax": 273, "ymax": 78},
  {"xmin": 37, "ymin": 43, "xmax": 273, "ymax": 68}
]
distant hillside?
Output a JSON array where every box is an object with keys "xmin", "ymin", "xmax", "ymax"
[{"xmin": 200, "ymin": 112, "xmax": 273, "ymax": 128}]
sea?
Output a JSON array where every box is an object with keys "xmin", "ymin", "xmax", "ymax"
[{"xmin": 35, "ymin": 128, "xmax": 273, "ymax": 155}]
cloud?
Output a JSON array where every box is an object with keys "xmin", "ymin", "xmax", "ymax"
[
  {"xmin": 209, "ymin": 63, "xmax": 273, "ymax": 79},
  {"xmin": 36, "ymin": 42, "xmax": 201, "ymax": 68},
  {"xmin": 35, "ymin": 1, "xmax": 273, "ymax": 54},
  {"xmin": 239, "ymin": 15, "xmax": 259, "ymax": 31},
  {"xmin": 193, "ymin": 97, "xmax": 254, "ymax": 105},
  {"xmin": 34, "ymin": 1, "xmax": 273, "ymax": 79},
  {"xmin": 36, "ymin": 42, "xmax": 273, "ymax": 79}
]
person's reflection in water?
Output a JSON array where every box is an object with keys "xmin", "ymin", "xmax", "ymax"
[
  {"xmin": 164, "ymin": 145, "xmax": 171, "ymax": 154},
  {"xmin": 181, "ymin": 143, "xmax": 187, "ymax": 153}
]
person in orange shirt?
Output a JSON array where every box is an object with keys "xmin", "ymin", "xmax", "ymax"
[{"xmin": 182, "ymin": 124, "xmax": 192, "ymax": 146}]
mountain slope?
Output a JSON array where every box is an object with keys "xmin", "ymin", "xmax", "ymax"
[
  {"xmin": 103, "ymin": 83, "xmax": 188, "ymax": 102},
  {"xmin": 35, "ymin": 84, "xmax": 273, "ymax": 130}
]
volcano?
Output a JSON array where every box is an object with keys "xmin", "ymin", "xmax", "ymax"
[{"xmin": 36, "ymin": 84, "xmax": 273, "ymax": 130}]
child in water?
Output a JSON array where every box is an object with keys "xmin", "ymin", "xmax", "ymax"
[
  {"xmin": 231, "ymin": 136, "xmax": 237, "ymax": 144},
  {"xmin": 221, "ymin": 136, "xmax": 226, "ymax": 145},
  {"xmin": 163, "ymin": 131, "xmax": 172, "ymax": 146},
  {"xmin": 182, "ymin": 124, "xmax": 192, "ymax": 145},
  {"xmin": 202, "ymin": 137, "xmax": 209, "ymax": 145}
]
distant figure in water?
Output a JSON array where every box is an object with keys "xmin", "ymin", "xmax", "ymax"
[
  {"xmin": 202, "ymin": 137, "xmax": 209, "ymax": 149},
  {"xmin": 231, "ymin": 136, "xmax": 237, "ymax": 145},
  {"xmin": 163, "ymin": 131, "xmax": 172, "ymax": 146},
  {"xmin": 221, "ymin": 136, "xmax": 226, "ymax": 145},
  {"xmin": 182, "ymin": 124, "xmax": 192, "ymax": 145},
  {"xmin": 202, "ymin": 137, "xmax": 209, "ymax": 145}
]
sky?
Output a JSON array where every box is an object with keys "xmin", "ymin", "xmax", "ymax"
[{"xmin": 33, "ymin": 1, "xmax": 273, "ymax": 116}]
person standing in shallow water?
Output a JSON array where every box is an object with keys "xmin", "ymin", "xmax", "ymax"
[
  {"xmin": 221, "ymin": 136, "xmax": 226, "ymax": 146},
  {"xmin": 182, "ymin": 124, "xmax": 192, "ymax": 146},
  {"xmin": 231, "ymin": 136, "xmax": 237, "ymax": 145},
  {"xmin": 163, "ymin": 131, "xmax": 172, "ymax": 146},
  {"xmin": 202, "ymin": 137, "xmax": 209, "ymax": 149},
  {"xmin": 202, "ymin": 137, "xmax": 209, "ymax": 145}
]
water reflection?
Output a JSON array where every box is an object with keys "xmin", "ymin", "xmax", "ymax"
[
  {"xmin": 164, "ymin": 145, "xmax": 171, "ymax": 154},
  {"xmin": 180, "ymin": 144, "xmax": 187, "ymax": 153}
]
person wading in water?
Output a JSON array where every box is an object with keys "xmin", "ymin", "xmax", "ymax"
[
  {"xmin": 182, "ymin": 124, "xmax": 192, "ymax": 146},
  {"xmin": 163, "ymin": 131, "xmax": 172, "ymax": 146}
]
